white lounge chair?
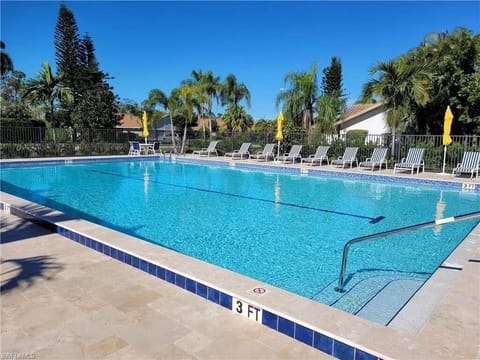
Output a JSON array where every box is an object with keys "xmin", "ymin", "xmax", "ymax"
[
  {"xmin": 193, "ymin": 141, "xmax": 218, "ymax": 157},
  {"xmin": 359, "ymin": 147, "xmax": 388, "ymax": 171},
  {"xmin": 277, "ymin": 145, "xmax": 303, "ymax": 163},
  {"xmin": 394, "ymin": 148, "xmax": 425, "ymax": 175},
  {"xmin": 251, "ymin": 144, "xmax": 275, "ymax": 162},
  {"xmin": 301, "ymin": 145, "xmax": 330, "ymax": 166},
  {"xmin": 224, "ymin": 143, "xmax": 251, "ymax": 159},
  {"xmin": 452, "ymin": 151, "xmax": 480, "ymax": 178},
  {"xmin": 331, "ymin": 147, "xmax": 358, "ymax": 168}
]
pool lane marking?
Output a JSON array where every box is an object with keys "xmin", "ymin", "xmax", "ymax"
[{"xmin": 91, "ymin": 169, "xmax": 385, "ymax": 224}]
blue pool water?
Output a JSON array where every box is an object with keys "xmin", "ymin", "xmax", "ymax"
[{"xmin": 1, "ymin": 159, "xmax": 479, "ymax": 324}]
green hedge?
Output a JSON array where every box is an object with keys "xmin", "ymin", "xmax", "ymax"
[{"xmin": 0, "ymin": 142, "xmax": 130, "ymax": 159}]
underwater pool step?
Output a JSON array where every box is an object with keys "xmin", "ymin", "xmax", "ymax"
[
  {"xmin": 312, "ymin": 273, "xmax": 426, "ymax": 325},
  {"xmin": 355, "ymin": 279, "xmax": 423, "ymax": 324}
]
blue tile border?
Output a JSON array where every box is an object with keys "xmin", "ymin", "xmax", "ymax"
[
  {"xmin": 0, "ymin": 156, "xmax": 159, "ymax": 169},
  {"xmin": 295, "ymin": 323, "xmax": 314, "ymax": 346},
  {"xmin": 314, "ymin": 332, "xmax": 334, "ymax": 354},
  {"xmin": 262, "ymin": 310, "xmax": 278, "ymax": 330},
  {"xmin": 219, "ymin": 292, "xmax": 232, "ymax": 309},
  {"xmin": 278, "ymin": 316, "xmax": 295, "ymax": 337},
  {"xmin": 176, "ymin": 157, "xmax": 479, "ymax": 193},
  {"xmin": 334, "ymin": 340, "xmax": 356, "ymax": 360}
]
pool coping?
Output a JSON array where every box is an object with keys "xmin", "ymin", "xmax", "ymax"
[{"xmin": 1, "ymin": 155, "xmax": 479, "ymax": 359}]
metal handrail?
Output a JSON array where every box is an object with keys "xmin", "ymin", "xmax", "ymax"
[{"xmin": 335, "ymin": 211, "xmax": 480, "ymax": 292}]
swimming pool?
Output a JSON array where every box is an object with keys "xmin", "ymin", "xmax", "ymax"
[{"xmin": 1, "ymin": 158, "xmax": 479, "ymax": 326}]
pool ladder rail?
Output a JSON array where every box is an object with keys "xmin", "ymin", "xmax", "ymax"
[
  {"xmin": 335, "ymin": 211, "xmax": 480, "ymax": 292},
  {"xmin": 164, "ymin": 149, "xmax": 180, "ymax": 162}
]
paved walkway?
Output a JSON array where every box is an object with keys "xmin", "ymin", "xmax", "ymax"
[{"xmin": 1, "ymin": 213, "xmax": 329, "ymax": 359}]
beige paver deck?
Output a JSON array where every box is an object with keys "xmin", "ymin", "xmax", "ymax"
[{"xmin": 1, "ymin": 155, "xmax": 479, "ymax": 359}]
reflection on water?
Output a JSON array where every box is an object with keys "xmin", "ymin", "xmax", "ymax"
[
  {"xmin": 434, "ymin": 191, "xmax": 445, "ymax": 236},
  {"xmin": 274, "ymin": 176, "xmax": 281, "ymax": 212},
  {"xmin": 369, "ymin": 183, "xmax": 387, "ymax": 201},
  {"xmin": 144, "ymin": 168, "xmax": 150, "ymax": 199}
]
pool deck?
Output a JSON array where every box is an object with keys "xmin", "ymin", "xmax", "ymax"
[{"xmin": 1, "ymin": 154, "xmax": 479, "ymax": 359}]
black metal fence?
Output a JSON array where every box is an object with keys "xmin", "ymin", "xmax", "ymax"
[
  {"xmin": 196, "ymin": 131, "xmax": 480, "ymax": 172},
  {"xmin": 1, "ymin": 126, "xmax": 479, "ymax": 172}
]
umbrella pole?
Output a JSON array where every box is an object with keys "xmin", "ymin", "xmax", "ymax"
[
  {"xmin": 441, "ymin": 145, "xmax": 447, "ymax": 174},
  {"xmin": 276, "ymin": 140, "xmax": 280, "ymax": 162}
]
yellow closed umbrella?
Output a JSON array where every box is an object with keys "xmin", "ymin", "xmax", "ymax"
[
  {"xmin": 275, "ymin": 112, "xmax": 284, "ymax": 160},
  {"xmin": 443, "ymin": 106, "xmax": 453, "ymax": 146},
  {"xmin": 275, "ymin": 112, "xmax": 284, "ymax": 141},
  {"xmin": 441, "ymin": 106, "xmax": 454, "ymax": 174},
  {"xmin": 142, "ymin": 111, "xmax": 149, "ymax": 143}
]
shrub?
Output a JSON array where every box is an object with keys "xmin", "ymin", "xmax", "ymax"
[{"xmin": 346, "ymin": 129, "xmax": 368, "ymax": 147}]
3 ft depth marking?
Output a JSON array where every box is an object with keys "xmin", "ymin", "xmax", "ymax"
[{"xmin": 232, "ymin": 297, "xmax": 262, "ymax": 323}]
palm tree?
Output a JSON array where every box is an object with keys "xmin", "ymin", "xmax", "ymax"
[
  {"xmin": 197, "ymin": 70, "xmax": 221, "ymax": 138},
  {"xmin": 220, "ymin": 74, "xmax": 251, "ymax": 108},
  {"xmin": 183, "ymin": 70, "xmax": 222, "ymax": 140},
  {"xmin": 315, "ymin": 94, "xmax": 344, "ymax": 134},
  {"xmin": 276, "ymin": 64, "xmax": 318, "ymax": 129},
  {"xmin": 220, "ymin": 74, "xmax": 251, "ymax": 134},
  {"xmin": 223, "ymin": 104, "xmax": 253, "ymax": 132},
  {"xmin": 422, "ymin": 30, "xmax": 448, "ymax": 48},
  {"xmin": 178, "ymin": 85, "xmax": 201, "ymax": 154},
  {"xmin": 415, "ymin": 28, "xmax": 476, "ymax": 134},
  {"xmin": 144, "ymin": 88, "xmax": 181, "ymax": 153},
  {"xmin": 0, "ymin": 41, "xmax": 14, "ymax": 76},
  {"xmin": 22, "ymin": 62, "xmax": 73, "ymax": 127},
  {"xmin": 361, "ymin": 56, "xmax": 432, "ymax": 154}
]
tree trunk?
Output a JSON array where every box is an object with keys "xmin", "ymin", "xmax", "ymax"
[
  {"xmin": 50, "ymin": 100, "xmax": 56, "ymax": 142},
  {"xmin": 180, "ymin": 119, "xmax": 188, "ymax": 154},
  {"xmin": 208, "ymin": 96, "xmax": 213, "ymax": 140},
  {"xmin": 169, "ymin": 112, "xmax": 176, "ymax": 154},
  {"xmin": 201, "ymin": 115, "xmax": 206, "ymax": 141},
  {"xmin": 208, "ymin": 117, "xmax": 212, "ymax": 141},
  {"xmin": 391, "ymin": 127, "xmax": 396, "ymax": 161}
]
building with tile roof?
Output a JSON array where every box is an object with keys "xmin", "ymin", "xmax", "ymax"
[
  {"xmin": 116, "ymin": 113, "xmax": 143, "ymax": 130},
  {"xmin": 116, "ymin": 113, "xmax": 178, "ymax": 141}
]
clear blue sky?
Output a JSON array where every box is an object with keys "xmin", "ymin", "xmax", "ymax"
[{"xmin": 2, "ymin": 1, "xmax": 479, "ymax": 120}]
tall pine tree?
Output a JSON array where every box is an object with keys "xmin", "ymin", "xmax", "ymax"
[
  {"xmin": 73, "ymin": 34, "xmax": 119, "ymax": 128},
  {"xmin": 315, "ymin": 57, "xmax": 347, "ymax": 133},
  {"xmin": 54, "ymin": 3, "xmax": 81, "ymax": 126},
  {"xmin": 321, "ymin": 56, "xmax": 345, "ymax": 98},
  {"xmin": 321, "ymin": 57, "xmax": 347, "ymax": 117},
  {"xmin": 54, "ymin": 4, "xmax": 118, "ymax": 129}
]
